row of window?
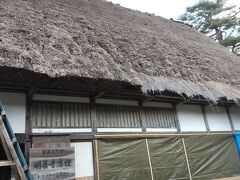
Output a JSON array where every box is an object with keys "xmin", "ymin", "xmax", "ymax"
[
  {"xmin": 31, "ymin": 102, "xmax": 177, "ymax": 129},
  {"xmin": 31, "ymin": 102, "xmax": 240, "ymax": 132}
]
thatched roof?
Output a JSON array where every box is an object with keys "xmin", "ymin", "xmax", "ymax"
[{"xmin": 0, "ymin": 0, "xmax": 240, "ymax": 102}]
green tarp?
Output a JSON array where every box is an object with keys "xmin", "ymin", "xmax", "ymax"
[
  {"xmin": 97, "ymin": 135, "xmax": 240, "ymax": 180},
  {"xmin": 148, "ymin": 137, "xmax": 189, "ymax": 180},
  {"xmin": 98, "ymin": 139, "xmax": 152, "ymax": 180},
  {"xmin": 184, "ymin": 135, "xmax": 240, "ymax": 180}
]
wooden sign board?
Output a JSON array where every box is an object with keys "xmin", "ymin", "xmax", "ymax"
[
  {"xmin": 32, "ymin": 136, "xmax": 70, "ymax": 148},
  {"xmin": 30, "ymin": 147, "xmax": 75, "ymax": 180}
]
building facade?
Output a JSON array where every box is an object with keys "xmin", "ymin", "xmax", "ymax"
[
  {"xmin": 1, "ymin": 91, "xmax": 240, "ymax": 179},
  {"xmin": 1, "ymin": 0, "xmax": 240, "ymax": 179}
]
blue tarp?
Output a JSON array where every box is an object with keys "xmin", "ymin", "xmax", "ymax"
[{"xmin": 234, "ymin": 133, "xmax": 240, "ymax": 155}]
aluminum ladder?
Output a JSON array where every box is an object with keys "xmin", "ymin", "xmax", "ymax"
[{"xmin": 0, "ymin": 103, "xmax": 33, "ymax": 180}]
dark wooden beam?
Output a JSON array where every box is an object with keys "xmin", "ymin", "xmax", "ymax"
[
  {"xmin": 93, "ymin": 91, "xmax": 105, "ymax": 101},
  {"xmin": 70, "ymin": 133, "xmax": 95, "ymax": 141},
  {"xmin": 138, "ymin": 100, "xmax": 146, "ymax": 132},
  {"xmin": 226, "ymin": 107, "xmax": 235, "ymax": 132},
  {"xmin": 24, "ymin": 89, "xmax": 34, "ymax": 163},
  {"xmin": 90, "ymin": 98, "xmax": 97, "ymax": 133}
]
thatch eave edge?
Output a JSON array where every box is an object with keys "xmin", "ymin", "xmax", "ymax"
[{"xmin": 136, "ymin": 73, "xmax": 240, "ymax": 104}]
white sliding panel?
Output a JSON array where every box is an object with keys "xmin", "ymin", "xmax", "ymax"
[
  {"xmin": 205, "ymin": 106, "xmax": 231, "ymax": 131},
  {"xmin": 0, "ymin": 92, "xmax": 26, "ymax": 133},
  {"xmin": 146, "ymin": 128, "xmax": 177, "ymax": 132},
  {"xmin": 71, "ymin": 142, "xmax": 94, "ymax": 180},
  {"xmin": 229, "ymin": 107, "xmax": 240, "ymax": 131},
  {"xmin": 177, "ymin": 105, "xmax": 206, "ymax": 132}
]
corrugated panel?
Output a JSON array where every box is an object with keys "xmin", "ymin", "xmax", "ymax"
[
  {"xmin": 31, "ymin": 102, "xmax": 91, "ymax": 128},
  {"xmin": 96, "ymin": 105, "xmax": 141, "ymax": 127},
  {"xmin": 71, "ymin": 142, "xmax": 94, "ymax": 178},
  {"xmin": 143, "ymin": 107, "xmax": 176, "ymax": 128}
]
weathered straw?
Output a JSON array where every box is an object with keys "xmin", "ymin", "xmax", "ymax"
[{"xmin": 0, "ymin": 0, "xmax": 240, "ymax": 102}]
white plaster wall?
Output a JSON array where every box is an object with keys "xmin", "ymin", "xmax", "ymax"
[
  {"xmin": 229, "ymin": 107, "xmax": 240, "ymax": 131},
  {"xmin": 205, "ymin": 106, "xmax": 231, "ymax": 131},
  {"xmin": 71, "ymin": 142, "xmax": 94, "ymax": 178},
  {"xmin": 177, "ymin": 105, "xmax": 206, "ymax": 132},
  {"xmin": 0, "ymin": 92, "xmax": 26, "ymax": 133},
  {"xmin": 32, "ymin": 128, "xmax": 92, "ymax": 133},
  {"xmin": 146, "ymin": 128, "xmax": 177, "ymax": 132}
]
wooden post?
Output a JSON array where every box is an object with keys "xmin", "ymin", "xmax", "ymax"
[
  {"xmin": 90, "ymin": 98, "xmax": 98, "ymax": 180},
  {"xmin": 226, "ymin": 107, "xmax": 235, "ymax": 132},
  {"xmin": 182, "ymin": 138, "xmax": 192, "ymax": 180},
  {"xmin": 145, "ymin": 139, "xmax": 154, "ymax": 180},
  {"xmin": 90, "ymin": 98, "xmax": 97, "ymax": 133},
  {"xmin": 173, "ymin": 104, "xmax": 181, "ymax": 133},
  {"xmin": 139, "ymin": 100, "xmax": 146, "ymax": 132},
  {"xmin": 94, "ymin": 139, "xmax": 100, "ymax": 180},
  {"xmin": 25, "ymin": 90, "xmax": 33, "ymax": 163}
]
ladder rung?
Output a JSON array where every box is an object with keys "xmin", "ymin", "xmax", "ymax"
[
  {"xmin": 23, "ymin": 165, "xmax": 29, "ymax": 171},
  {"xmin": 12, "ymin": 137, "xmax": 17, "ymax": 144},
  {"xmin": 0, "ymin": 110, "xmax": 6, "ymax": 115},
  {"xmin": 0, "ymin": 160, "xmax": 15, "ymax": 167}
]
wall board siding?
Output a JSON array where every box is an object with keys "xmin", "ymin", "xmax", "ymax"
[
  {"xmin": 31, "ymin": 102, "xmax": 91, "ymax": 128},
  {"xmin": 143, "ymin": 107, "xmax": 176, "ymax": 128},
  {"xmin": 96, "ymin": 105, "xmax": 141, "ymax": 127}
]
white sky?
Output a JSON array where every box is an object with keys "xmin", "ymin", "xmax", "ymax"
[{"xmin": 106, "ymin": 0, "xmax": 240, "ymax": 19}]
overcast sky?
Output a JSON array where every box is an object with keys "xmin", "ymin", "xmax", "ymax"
[{"xmin": 106, "ymin": 0, "xmax": 240, "ymax": 19}]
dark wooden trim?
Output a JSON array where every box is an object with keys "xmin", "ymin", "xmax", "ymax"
[
  {"xmin": 226, "ymin": 107, "xmax": 235, "ymax": 132},
  {"xmin": 92, "ymin": 140, "xmax": 98, "ymax": 180},
  {"xmin": 70, "ymin": 133, "xmax": 95, "ymax": 140},
  {"xmin": 93, "ymin": 91, "xmax": 105, "ymax": 101},
  {"xmin": 25, "ymin": 90, "xmax": 33, "ymax": 163},
  {"xmin": 201, "ymin": 105, "xmax": 210, "ymax": 132},
  {"xmin": 0, "ymin": 84, "xmax": 237, "ymax": 106},
  {"xmin": 32, "ymin": 100, "xmax": 90, "ymax": 105},
  {"xmin": 138, "ymin": 100, "xmax": 146, "ymax": 132},
  {"xmin": 90, "ymin": 98, "xmax": 97, "ymax": 133},
  {"xmin": 25, "ymin": 90, "xmax": 33, "ymax": 136}
]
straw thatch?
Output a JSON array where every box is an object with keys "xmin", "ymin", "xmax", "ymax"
[{"xmin": 0, "ymin": 0, "xmax": 240, "ymax": 102}]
